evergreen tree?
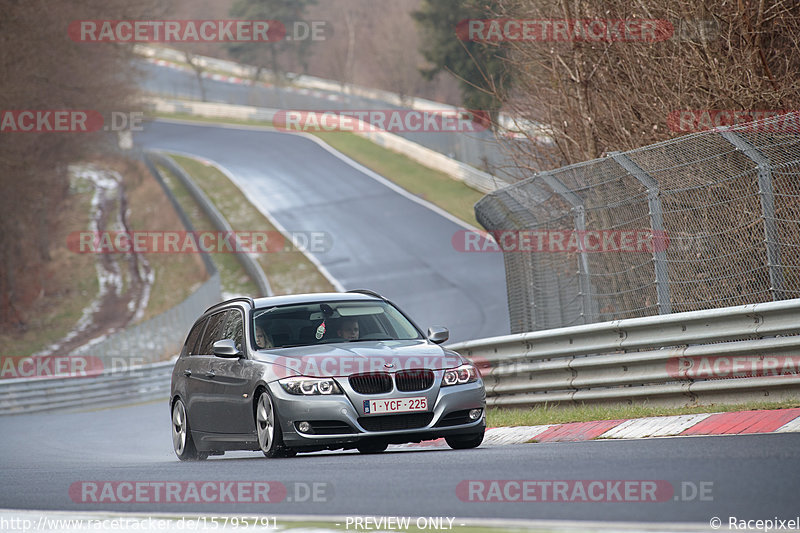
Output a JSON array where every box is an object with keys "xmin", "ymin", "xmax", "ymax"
[
  {"xmin": 412, "ymin": 0, "xmax": 509, "ymax": 124},
  {"xmin": 226, "ymin": 0, "xmax": 317, "ymax": 81}
]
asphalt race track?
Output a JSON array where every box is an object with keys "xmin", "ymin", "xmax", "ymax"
[
  {"xmin": 135, "ymin": 119, "xmax": 509, "ymax": 344},
  {"xmin": 1, "ymin": 401, "xmax": 798, "ymax": 524},
  {"xmin": 138, "ymin": 60, "xmax": 518, "ymax": 176}
]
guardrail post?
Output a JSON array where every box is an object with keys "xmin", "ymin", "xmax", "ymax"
[
  {"xmin": 449, "ymin": 298, "xmax": 800, "ymax": 408},
  {"xmin": 537, "ymin": 172, "xmax": 596, "ymax": 323},
  {"xmin": 609, "ymin": 152, "xmax": 672, "ymax": 315},
  {"xmin": 718, "ymin": 130, "xmax": 786, "ymax": 300}
]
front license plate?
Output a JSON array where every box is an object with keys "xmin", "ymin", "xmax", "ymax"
[{"xmin": 364, "ymin": 397, "xmax": 427, "ymax": 414}]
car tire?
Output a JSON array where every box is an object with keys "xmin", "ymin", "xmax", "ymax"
[
  {"xmin": 172, "ymin": 398, "xmax": 208, "ymax": 461},
  {"xmin": 255, "ymin": 389, "xmax": 293, "ymax": 458},
  {"xmin": 356, "ymin": 441, "xmax": 388, "ymax": 454},
  {"xmin": 445, "ymin": 432, "xmax": 484, "ymax": 450}
]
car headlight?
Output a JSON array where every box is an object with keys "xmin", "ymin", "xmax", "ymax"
[
  {"xmin": 441, "ymin": 364, "xmax": 478, "ymax": 386},
  {"xmin": 279, "ymin": 377, "xmax": 342, "ymax": 395}
]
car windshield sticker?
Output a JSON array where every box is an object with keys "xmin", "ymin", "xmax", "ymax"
[{"xmin": 315, "ymin": 321, "xmax": 326, "ymax": 339}]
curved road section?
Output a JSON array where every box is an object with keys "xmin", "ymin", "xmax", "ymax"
[
  {"xmin": 136, "ymin": 120, "xmax": 509, "ymax": 343},
  {"xmin": 138, "ymin": 59, "xmax": 517, "ymax": 176}
]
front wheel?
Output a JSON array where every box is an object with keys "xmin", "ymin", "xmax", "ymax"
[
  {"xmin": 172, "ymin": 399, "xmax": 208, "ymax": 461},
  {"xmin": 445, "ymin": 432, "xmax": 484, "ymax": 450},
  {"xmin": 255, "ymin": 390, "xmax": 292, "ymax": 458}
]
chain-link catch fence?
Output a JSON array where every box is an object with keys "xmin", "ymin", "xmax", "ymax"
[{"xmin": 476, "ymin": 112, "xmax": 800, "ymax": 332}]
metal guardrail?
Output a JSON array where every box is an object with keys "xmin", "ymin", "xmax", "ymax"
[
  {"xmin": 146, "ymin": 150, "xmax": 273, "ymax": 297},
  {"xmin": 143, "ymin": 149, "xmax": 218, "ymax": 277},
  {"xmin": 5, "ymin": 299, "xmax": 798, "ymax": 415},
  {"xmin": 0, "ymin": 361, "xmax": 173, "ymax": 415},
  {"xmin": 449, "ymin": 298, "xmax": 800, "ymax": 407},
  {"xmin": 149, "ymin": 97, "xmax": 278, "ymax": 123}
]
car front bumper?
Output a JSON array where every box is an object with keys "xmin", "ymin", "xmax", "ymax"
[{"xmin": 267, "ymin": 379, "xmax": 486, "ymax": 450}]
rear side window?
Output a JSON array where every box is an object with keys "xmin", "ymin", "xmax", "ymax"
[
  {"xmin": 198, "ymin": 311, "xmax": 228, "ymax": 355},
  {"xmin": 222, "ymin": 308, "xmax": 244, "ymax": 352},
  {"xmin": 182, "ymin": 318, "xmax": 207, "ymax": 356}
]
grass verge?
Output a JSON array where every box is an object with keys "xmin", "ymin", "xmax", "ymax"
[
  {"xmin": 312, "ymin": 130, "xmax": 483, "ymax": 227},
  {"xmin": 166, "ymin": 154, "xmax": 334, "ymax": 295},
  {"xmin": 486, "ymin": 399, "xmax": 800, "ymax": 427},
  {"xmin": 153, "ymin": 162, "xmax": 260, "ymax": 298}
]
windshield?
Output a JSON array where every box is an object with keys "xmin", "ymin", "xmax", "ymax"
[{"xmin": 251, "ymin": 300, "xmax": 422, "ymax": 349}]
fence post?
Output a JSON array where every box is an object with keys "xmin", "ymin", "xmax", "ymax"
[
  {"xmin": 718, "ymin": 130, "xmax": 786, "ymax": 300},
  {"xmin": 475, "ymin": 188, "xmax": 546, "ymax": 332},
  {"xmin": 609, "ymin": 152, "xmax": 672, "ymax": 315},
  {"xmin": 537, "ymin": 172, "xmax": 596, "ymax": 323}
]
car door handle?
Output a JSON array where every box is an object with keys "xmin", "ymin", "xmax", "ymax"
[
  {"xmin": 183, "ymin": 370, "xmax": 192, "ymax": 377},
  {"xmin": 205, "ymin": 371, "xmax": 216, "ymax": 379}
]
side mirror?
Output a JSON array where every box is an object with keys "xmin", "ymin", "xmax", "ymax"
[
  {"xmin": 427, "ymin": 326, "xmax": 449, "ymax": 345},
  {"xmin": 213, "ymin": 339, "xmax": 241, "ymax": 358}
]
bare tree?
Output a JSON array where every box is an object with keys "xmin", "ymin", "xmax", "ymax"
[
  {"xmin": 492, "ymin": 0, "xmax": 800, "ymax": 170},
  {"xmin": 363, "ymin": 0, "xmax": 429, "ymax": 103},
  {"xmin": 297, "ymin": 0, "xmax": 462, "ymax": 103},
  {"xmin": 0, "ymin": 0, "xmax": 165, "ymax": 327},
  {"xmin": 183, "ymin": 51, "xmax": 209, "ymax": 101}
]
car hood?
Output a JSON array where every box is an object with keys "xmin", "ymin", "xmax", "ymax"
[{"xmin": 253, "ymin": 339, "xmax": 465, "ymax": 378}]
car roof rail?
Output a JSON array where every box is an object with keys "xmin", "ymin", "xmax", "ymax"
[
  {"xmin": 204, "ymin": 296, "xmax": 256, "ymax": 314},
  {"xmin": 346, "ymin": 288, "xmax": 386, "ymax": 300}
]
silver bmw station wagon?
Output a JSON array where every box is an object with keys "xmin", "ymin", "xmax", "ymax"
[{"xmin": 170, "ymin": 290, "xmax": 486, "ymax": 460}]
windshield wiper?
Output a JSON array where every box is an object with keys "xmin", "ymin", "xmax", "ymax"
[{"xmin": 272, "ymin": 343, "xmax": 310, "ymax": 349}]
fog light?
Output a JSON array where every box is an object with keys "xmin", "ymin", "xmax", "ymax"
[
  {"xmin": 297, "ymin": 421, "xmax": 311, "ymax": 433},
  {"xmin": 468, "ymin": 409, "xmax": 482, "ymax": 420}
]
